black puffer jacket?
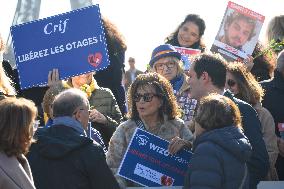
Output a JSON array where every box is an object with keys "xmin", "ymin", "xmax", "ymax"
[{"xmin": 27, "ymin": 125, "xmax": 119, "ymax": 189}]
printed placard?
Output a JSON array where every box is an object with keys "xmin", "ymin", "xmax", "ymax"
[
  {"xmin": 11, "ymin": 5, "xmax": 109, "ymax": 89},
  {"xmin": 174, "ymin": 46, "xmax": 201, "ymax": 71},
  {"xmin": 210, "ymin": 1, "xmax": 265, "ymax": 62},
  {"xmin": 118, "ymin": 128, "xmax": 193, "ymax": 187}
]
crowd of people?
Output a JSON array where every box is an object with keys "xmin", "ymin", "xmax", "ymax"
[{"xmin": 0, "ymin": 10, "xmax": 284, "ymax": 189}]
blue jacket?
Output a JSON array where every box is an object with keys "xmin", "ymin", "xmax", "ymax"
[
  {"xmin": 186, "ymin": 126, "xmax": 251, "ymax": 189},
  {"xmin": 224, "ymin": 91, "xmax": 269, "ymax": 188}
]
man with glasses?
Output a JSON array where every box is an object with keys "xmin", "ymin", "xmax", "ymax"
[
  {"xmin": 27, "ymin": 88, "xmax": 119, "ymax": 189},
  {"xmin": 187, "ymin": 53, "xmax": 269, "ymax": 189},
  {"xmin": 149, "ymin": 44, "xmax": 197, "ymax": 128}
]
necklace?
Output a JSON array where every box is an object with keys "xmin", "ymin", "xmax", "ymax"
[{"xmin": 145, "ymin": 121, "xmax": 162, "ymax": 135}]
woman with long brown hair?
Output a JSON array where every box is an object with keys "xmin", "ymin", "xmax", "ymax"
[
  {"xmin": 0, "ymin": 97, "xmax": 37, "ymax": 189},
  {"xmin": 226, "ymin": 62, "xmax": 279, "ymax": 180}
]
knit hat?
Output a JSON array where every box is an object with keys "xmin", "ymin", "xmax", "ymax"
[{"xmin": 149, "ymin": 44, "xmax": 181, "ymax": 67}]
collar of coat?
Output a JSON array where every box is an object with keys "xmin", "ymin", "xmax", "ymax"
[{"xmin": 0, "ymin": 152, "xmax": 35, "ymax": 188}]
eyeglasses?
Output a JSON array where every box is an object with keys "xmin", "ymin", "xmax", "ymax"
[
  {"xmin": 73, "ymin": 108, "xmax": 89, "ymax": 115},
  {"xmin": 227, "ymin": 79, "xmax": 236, "ymax": 87},
  {"xmin": 133, "ymin": 93, "xmax": 159, "ymax": 102},
  {"xmin": 154, "ymin": 62, "xmax": 176, "ymax": 71}
]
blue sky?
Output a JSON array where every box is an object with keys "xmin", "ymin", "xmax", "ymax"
[{"xmin": 0, "ymin": 0, "xmax": 283, "ymax": 71}]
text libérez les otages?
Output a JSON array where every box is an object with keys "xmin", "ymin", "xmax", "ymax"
[{"xmin": 17, "ymin": 18, "xmax": 102, "ymax": 63}]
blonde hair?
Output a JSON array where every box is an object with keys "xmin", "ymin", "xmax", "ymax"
[
  {"xmin": 0, "ymin": 62, "xmax": 16, "ymax": 96},
  {"xmin": 0, "ymin": 34, "xmax": 16, "ymax": 96},
  {"xmin": 0, "ymin": 34, "xmax": 5, "ymax": 52}
]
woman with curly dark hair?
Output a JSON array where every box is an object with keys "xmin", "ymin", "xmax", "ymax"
[
  {"xmin": 106, "ymin": 73, "xmax": 193, "ymax": 188},
  {"xmin": 0, "ymin": 97, "xmax": 37, "ymax": 189},
  {"xmin": 94, "ymin": 17, "xmax": 128, "ymax": 116},
  {"xmin": 165, "ymin": 14, "xmax": 206, "ymax": 52}
]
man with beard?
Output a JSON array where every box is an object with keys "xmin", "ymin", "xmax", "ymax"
[{"xmin": 219, "ymin": 11, "xmax": 256, "ymax": 52}]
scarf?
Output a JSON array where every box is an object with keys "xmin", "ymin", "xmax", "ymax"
[
  {"xmin": 170, "ymin": 74, "xmax": 184, "ymax": 93},
  {"xmin": 52, "ymin": 116, "xmax": 86, "ymax": 136},
  {"xmin": 63, "ymin": 77, "xmax": 96, "ymax": 98}
]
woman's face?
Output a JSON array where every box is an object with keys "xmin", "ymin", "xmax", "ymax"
[
  {"xmin": 134, "ymin": 85, "xmax": 162, "ymax": 120},
  {"xmin": 225, "ymin": 72, "xmax": 240, "ymax": 95},
  {"xmin": 153, "ymin": 57, "xmax": 178, "ymax": 81},
  {"xmin": 71, "ymin": 72, "xmax": 93, "ymax": 88},
  {"xmin": 177, "ymin": 21, "xmax": 200, "ymax": 47}
]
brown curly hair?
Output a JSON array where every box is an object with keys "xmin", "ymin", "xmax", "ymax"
[
  {"xmin": 227, "ymin": 62, "xmax": 264, "ymax": 105},
  {"xmin": 0, "ymin": 98, "xmax": 37, "ymax": 157},
  {"xmin": 127, "ymin": 73, "xmax": 181, "ymax": 120},
  {"xmin": 195, "ymin": 93, "xmax": 242, "ymax": 131},
  {"xmin": 102, "ymin": 17, "xmax": 127, "ymax": 51}
]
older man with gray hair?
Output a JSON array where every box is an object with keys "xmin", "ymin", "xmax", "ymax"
[{"xmin": 27, "ymin": 88, "xmax": 119, "ymax": 189}]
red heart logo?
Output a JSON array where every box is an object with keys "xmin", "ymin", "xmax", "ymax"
[
  {"xmin": 161, "ymin": 175, "xmax": 173, "ymax": 186},
  {"xmin": 88, "ymin": 52, "xmax": 102, "ymax": 67}
]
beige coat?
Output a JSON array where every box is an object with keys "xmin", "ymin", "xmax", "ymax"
[
  {"xmin": 106, "ymin": 118, "xmax": 193, "ymax": 189},
  {"xmin": 0, "ymin": 152, "xmax": 35, "ymax": 189},
  {"xmin": 254, "ymin": 102, "xmax": 279, "ymax": 180}
]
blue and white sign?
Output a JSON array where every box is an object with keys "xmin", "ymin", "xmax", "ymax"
[
  {"xmin": 118, "ymin": 128, "xmax": 193, "ymax": 187},
  {"xmin": 11, "ymin": 5, "xmax": 109, "ymax": 89}
]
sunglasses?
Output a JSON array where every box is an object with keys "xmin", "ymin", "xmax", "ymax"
[
  {"xmin": 73, "ymin": 108, "xmax": 90, "ymax": 115},
  {"xmin": 227, "ymin": 79, "xmax": 236, "ymax": 87},
  {"xmin": 133, "ymin": 93, "xmax": 159, "ymax": 102}
]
